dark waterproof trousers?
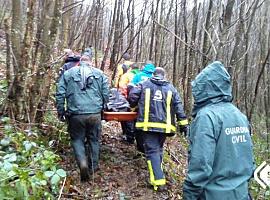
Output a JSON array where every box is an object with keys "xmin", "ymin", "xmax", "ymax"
[
  {"xmin": 120, "ymin": 121, "xmax": 135, "ymax": 143},
  {"xmin": 68, "ymin": 113, "xmax": 101, "ymax": 174},
  {"xmin": 135, "ymin": 130, "xmax": 145, "ymax": 153},
  {"xmin": 142, "ymin": 131, "xmax": 166, "ymax": 190}
]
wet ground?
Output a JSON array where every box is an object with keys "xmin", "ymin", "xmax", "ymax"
[{"xmin": 58, "ymin": 121, "xmax": 188, "ymax": 200}]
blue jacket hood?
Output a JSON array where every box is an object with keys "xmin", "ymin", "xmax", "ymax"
[
  {"xmin": 192, "ymin": 61, "xmax": 232, "ymax": 115},
  {"xmin": 150, "ymin": 76, "xmax": 169, "ymax": 86},
  {"xmin": 142, "ymin": 63, "xmax": 155, "ymax": 74}
]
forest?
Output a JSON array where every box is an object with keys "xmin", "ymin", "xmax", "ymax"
[{"xmin": 0, "ymin": 0, "xmax": 269, "ymax": 199}]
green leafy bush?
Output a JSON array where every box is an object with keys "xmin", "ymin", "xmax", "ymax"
[{"xmin": 0, "ymin": 117, "xmax": 66, "ymax": 199}]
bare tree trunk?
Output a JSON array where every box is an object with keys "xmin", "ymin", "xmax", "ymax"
[
  {"xmin": 149, "ymin": 0, "xmax": 160, "ymax": 61},
  {"xmin": 216, "ymin": 0, "xmax": 235, "ymax": 60},
  {"xmin": 154, "ymin": 0, "xmax": 163, "ymax": 64},
  {"xmin": 201, "ymin": 0, "xmax": 213, "ymax": 70},
  {"xmin": 248, "ymin": 48, "xmax": 270, "ymax": 121},
  {"xmin": 118, "ymin": 4, "xmax": 124, "ymax": 54},
  {"xmin": 186, "ymin": 0, "xmax": 198, "ymax": 116},
  {"xmin": 0, "ymin": 0, "xmax": 8, "ymax": 28},
  {"xmin": 158, "ymin": 0, "xmax": 173, "ymax": 68},
  {"xmin": 11, "ymin": 0, "xmax": 22, "ymax": 64},
  {"xmin": 264, "ymin": 65, "xmax": 270, "ymax": 134},
  {"xmin": 33, "ymin": 0, "xmax": 62, "ymax": 123},
  {"xmin": 230, "ymin": 0, "xmax": 245, "ymax": 107},
  {"xmin": 109, "ymin": 0, "xmax": 122, "ymax": 83},
  {"xmin": 135, "ymin": 29, "xmax": 141, "ymax": 62},
  {"xmin": 172, "ymin": 0, "xmax": 178, "ymax": 87},
  {"xmin": 243, "ymin": 0, "xmax": 260, "ymax": 116},
  {"xmin": 181, "ymin": 0, "xmax": 189, "ymax": 113},
  {"xmin": 0, "ymin": 18, "xmax": 12, "ymax": 115},
  {"xmin": 94, "ymin": 0, "xmax": 101, "ymax": 67},
  {"xmin": 101, "ymin": 0, "xmax": 117, "ymax": 71},
  {"xmin": 61, "ymin": 0, "xmax": 73, "ymax": 48},
  {"xmin": 128, "ymin": 0, "xmax": 135, "ymax": 57},
  {"xmin": 135, "ymin": 1, "xmax": 148, "ymax": 62},
  {"xmin": 8, "ymin": 0, "xmax": 24, "ymax": 120},
  {"xmin": 4, "ymin": 18, "xmax": 12, "ymax": 87}
]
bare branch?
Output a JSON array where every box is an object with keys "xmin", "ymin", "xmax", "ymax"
[{"xmin": 152, "ymin": 19, "xmax": 210, "ymax": 59}]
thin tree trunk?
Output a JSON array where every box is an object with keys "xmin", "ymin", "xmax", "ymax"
[
  {"xmin": 109, "ymin": 0, "xmax": 122, "ymax": 83},
  {"xmin": 4, "ymin": 18, "xmax": 11, "ymax": 87},
  {"xmin": 216, "ymin": 0, "xmax": 235, "ymax": 60},
  {"xmin": 186, "ymin": 0, "xmax": 198, "ymax": 116},
  {"xmin": 248, "ymin": 48, "xmax": 270, "ymax": 121},
  {"xmin": 101, "ymin": 0, "xmax": 117, "ymax": 71},
  {"xmin": 94, "ymin": 0, "xmax": 101, "ymax": 67},
  {"xmin": 33, "ymin": 0, "xmax": 62, "ymax": 123},
  {"xmin": 9, "ymin": 0, "xmax": 24, "ymax": 120},
  {"xmin": 172, "ymin": 0, "xmax": 178, "ymax": 87},
  {"xmin": 149, "ymin": 0, "xmax": 159, "ymax": 61},
  {"xmin": 181, "ymin": 0, "xmax": 189, "ymax": 113},
  {"xmin": 154, "ymin": 0, "xmax": 163, "ymax": 64},
  {"xmin": 230, "ymin": 0, "xmax": 245, "ymax": 107},
  {"xmin": 243, "ymin": 0, "xmax": 260, "ymax": 116},
  {"xmin": 201, "ymin": 0, "xmax": 213, "ymax": 70},
  {"xmin": 129, "ymin": 0, "xmax": 135, "ymax": 56}
]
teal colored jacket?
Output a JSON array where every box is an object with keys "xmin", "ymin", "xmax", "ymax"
[
  {"xmin": 132, "ymin": 63, "xmax": 155, "ymax": 85},
  {"xmin": 183, "ymin": 61, "xmax": 254, "ymax": 200},
  {"xmin": 56, "ymin": 62, "xmax": 109, "ymax": 115}
]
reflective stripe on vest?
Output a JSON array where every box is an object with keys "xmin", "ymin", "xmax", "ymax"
[
  {"xmin": 166, "ymin": 91, "xmax": 172, "ymax": 133},
  {"xmin": 143, "ymin": 88, "xmax": 151, "ymax": 131},
  {"xmin": 136, "ymin": 89, "xmax": 176, "ymax": 133}
]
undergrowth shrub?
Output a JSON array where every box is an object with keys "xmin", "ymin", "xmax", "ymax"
[{"xmin": 0, "ymin": 117, "xmax": 66, "ymax": 200}]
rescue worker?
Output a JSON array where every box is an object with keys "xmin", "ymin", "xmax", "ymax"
[
  {"xmin": 114, "ymin": 53, "xmax": 133, "ymax": 88},
  {"xmin": 118, "ymin": 63, "xmax": 140, "ymax": 144},
  {"xmin": 131, "ymin": 62, "xmax": 155, "ymax": 85},
  {"xmin": 83, "ymin": 46, "xmax": 93, "ymax": 59},
  {"xmin": 118, "ymin": 63, "xmax": 140, "ymax": 98},
  {"xmin": 58, "ymin": 49, "xmax": 81, "ymax": 79},
  {"xmin": 56, "ymin": 52, "xmax": 109, "ymax": 182},
  {"xmin": 130, "ymin": 62, "xmax": 156, "ymax": 150},
  {"xmin": 128, "ymin": 67, "xmax": 188, "ymax": 191},
  {"xmin": 183, "ymin": 61, "xmax": 254, "ymax": 200},
  {"xmin": 113, "ymin": 54, "xmax": 133, "ymax": 143}
]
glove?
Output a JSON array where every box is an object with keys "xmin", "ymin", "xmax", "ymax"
[
  {"xmin": 58, "ymin": 112, "xmax": 66, "ymax": 122},
  {"xmin": 179, "ymin": 125, "xmax": 189, "ymax": 137},
  {"xmin": 177, "ymin": 119, "xmax": 189, "ymax": 136},
  {"xmin": 130, "ymin": 107, "xmax": 137, "ymax": 112}
]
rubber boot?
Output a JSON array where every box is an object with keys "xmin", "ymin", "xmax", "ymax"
[{"xmin": 79, "ymin": 159, "xmax": 90, "ymax": 182}]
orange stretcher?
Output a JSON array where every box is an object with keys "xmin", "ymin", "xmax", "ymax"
[{"xmin": 103, "ymin": 112, "xmax": 137, "ymax": 121}]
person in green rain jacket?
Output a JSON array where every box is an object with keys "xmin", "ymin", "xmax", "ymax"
[
  {"xmin": 56, "ymin": 54, "xmax": 109, "ymax": 182},
  {"xmin": 183, "ymin": 61, "xmax": 254, "ymax": 200}
]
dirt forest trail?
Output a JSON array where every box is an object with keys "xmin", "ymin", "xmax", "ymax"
[{"xmin": 58, "ymin": 121, "xmax": 187, "ymax": 200}]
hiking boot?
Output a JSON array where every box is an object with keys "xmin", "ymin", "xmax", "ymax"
[
  {"xmin": 126, "ymin": 137, "xmax": 134, "ymax": 144},
  {"xmin": 79, "ymin": 160, "xmax": 90, "ymax": 182},
  {"xmin": 133, "ymin": 152, "xmax": 145, "ymax": 159},
  {"xmin": 89, "ymin": 165, "xmax": 100, "ymax": 175},
  {"xmin": 157, "ymin": 185, "xmax": 167, "ymax": 192},
  {"xmin": 121, "ymin": 136, "xmax": 134, "ymax": 145},
  {"xmin": 147, "ymin": 183, "xmax": 167, "ymax": 192}
]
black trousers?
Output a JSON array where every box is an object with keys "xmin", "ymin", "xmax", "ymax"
[
  {"xmin": 120, "ymin": 121, "xmax": 135, "ymax": 142},
  {"xmin": 68, "ymin": 113, "xmax": 101, "ymax": 172},
  {"xmin": 135, "ymin": 130, "xmax": 145, "ymax": 153}
]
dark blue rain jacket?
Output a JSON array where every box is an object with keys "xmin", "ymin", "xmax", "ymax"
[{"xmin": 128, "ymin": 76, "xmax": 187, "ymax": 135}]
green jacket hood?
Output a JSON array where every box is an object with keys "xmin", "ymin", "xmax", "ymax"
[{"xmin": 192, "ymin": 61, "xmax": 232, "ymax": 115}]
